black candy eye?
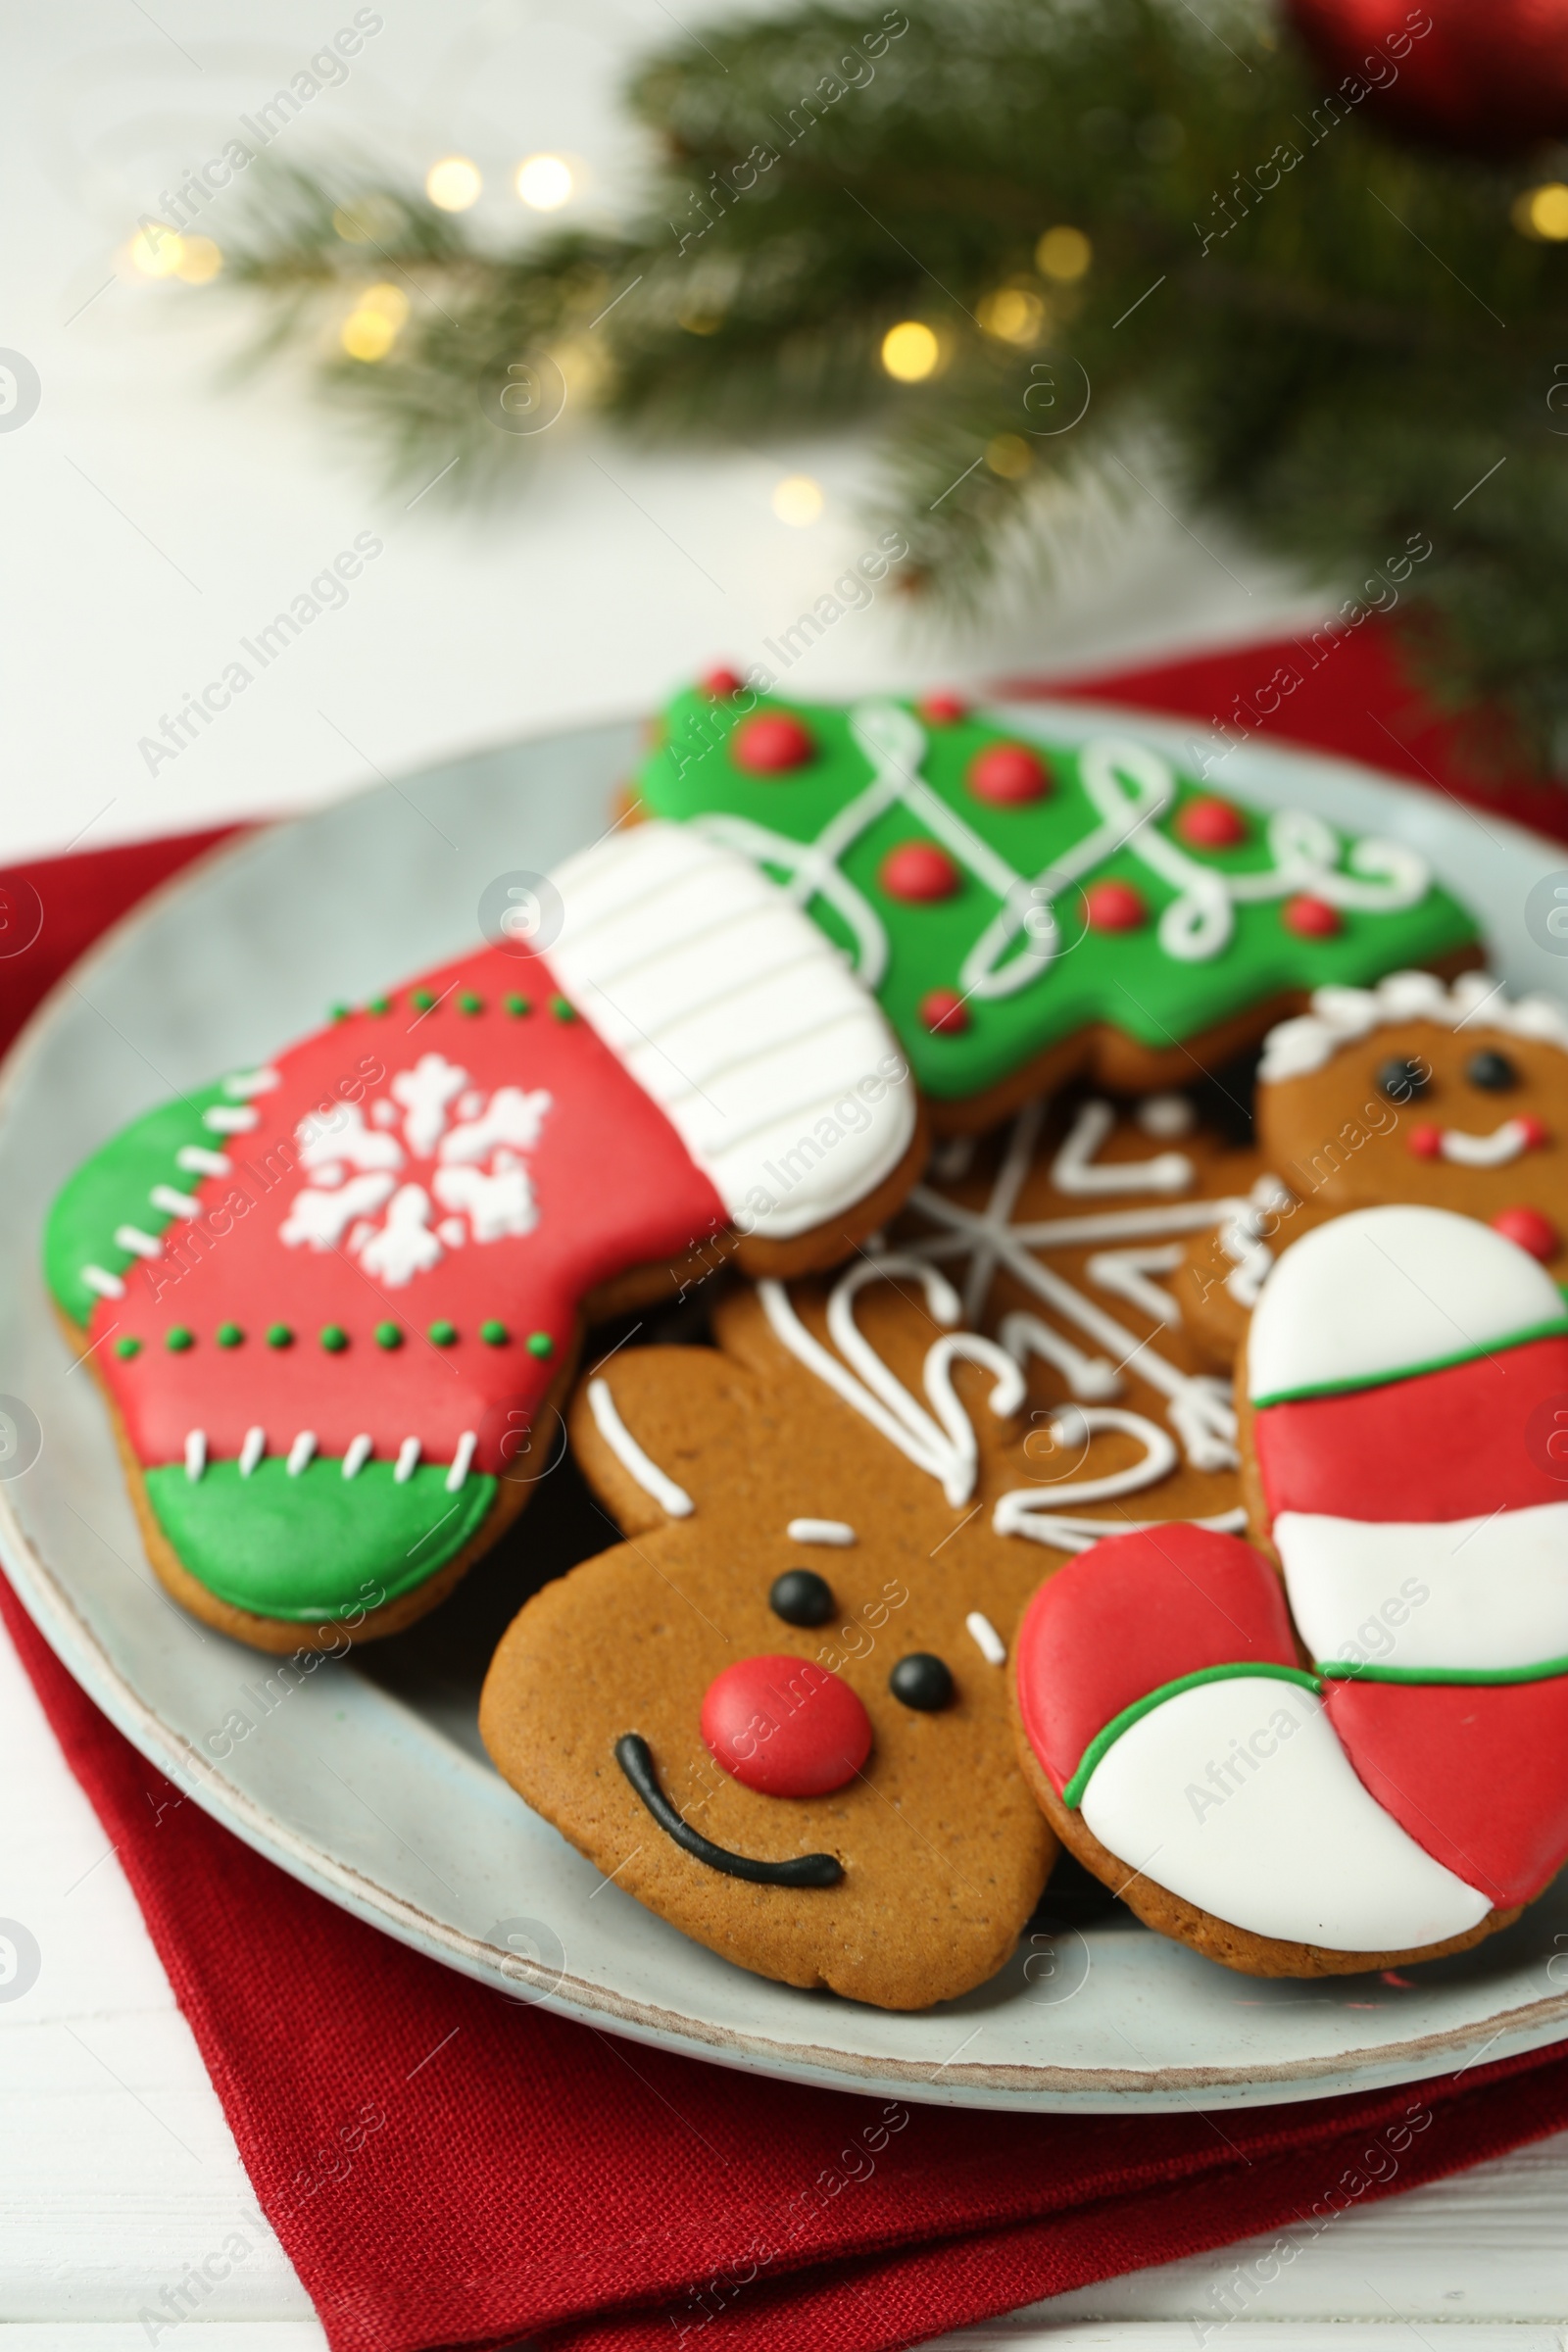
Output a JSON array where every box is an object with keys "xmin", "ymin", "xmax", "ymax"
[
  {"xmin": 1466, "ymin": 1048, "xmax": 1518, "ymax": 1092},
  {"xmin": 1376, "ymin": 1055, "xmax": 1429, "ymax": 1103},
  {"xmin": 890, "ymin": 1653, "xmax": 955, "ymax": 1711},
  {"xmin": 769, "ymin": 1569, "xmax": 834, "ymax": 1627}
]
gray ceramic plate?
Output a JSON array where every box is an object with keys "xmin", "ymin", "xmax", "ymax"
[{"xmin": 5, "ymin": 701, "xmax": 1568, "ymax": 2112}]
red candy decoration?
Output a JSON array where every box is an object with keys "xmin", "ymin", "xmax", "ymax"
[
  {"xmin": 1282, "ymin": 894, "xmax": 1342, "ymax": 939},
  {"xmin": 1492, "ymin": 1205, "xmax": 1561, "ymax": 1262},
  {"xmin": 1083, "ymin": 880, "xmax": 1148, "ymax": 933},
  {"xmin": 731, "ymin": 712, "xmax": 814, "ymax": 774},
  {"xmin": 701, "ymin": 1653, "xmax": 872, "ymax": 1797},
  {"xmin": 1176, "ymin": 796, "xmax": 1248, "ymax": 850},
  {"xmin": 967, "ymin": 743, "xmax": 1050, "ymax": 806},
  {"xmin": 1519, "ymin": 1115, "xmax": 1550, "ymax": 1150},
  {"xmin": 880, "ymin": 842, "xmax": 960, "ymax": 903},
  {"xmin": 918, "ymin": 692, "xmax": 968, "ymax": 724},
  {"xmin": 919, "ymin": 988, "xmax": 969, "ymax": 1035},
  {"xmin": 702, "ymin": 665, "xmax": 744, "ymax": 699},
  {"xmin": 1407, "ymin": 1124, "xmax": 1444, "ymax": 1159}
]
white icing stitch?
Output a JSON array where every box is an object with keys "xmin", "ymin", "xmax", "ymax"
[
  {"xmin": 223, "ymin": 1067, "xmax": 280, "ymax": 1098},
  {"xmin": 394, "ymin": 1437, "xmax": 421, "ymax": 1484},
  {"xmin": 286, "ymin": 1431, "xmax": 317, "ymax": 1478},
  {"xmin": 431, "ymin": 1156, "xmax": 539, "ymax": 1244},
  {"xmin": 239, "ymin": 1427, "xmax": 265, "ymax": 1478},
  {"xmin": 1051, "ymin": 1100, "xmax": 1195, "ymax": 1197},
  {"xmin": 586, "ymin": 1378, "xmax": 694, "ymax": 1517},
  {"xmin": 203, "ymin": 1105, "xmax": 259, "ymax": 1134},
  {"xmin": 1085, "ymin": 1241, "xmax": 1186, "ymax": 1326},
  {"xmin": 1005, "ymin": 1506, "xmax": 1249, "ymax": 1556},
  {"xmin": 759, "ymin": 1258, "xmax": 1024, "ymax": 1508},
  {"xmin": 999, "ymin": 1310, "xmax": 1124, "ymax": 1401},
  {"xmin": 114, "ymin": 1225, "xmax": 163, "ymax": 1259},
  {"xmin": 1258, "ymin": 969, "xmax": 1568, "ymax": 1084},
  {"xmin": 342, "ymin": 1434, "xmax": 372, "ymax": 1480},
  {"xmin": 183, "ymin": 1430, "xmax": 206, "ymax": 1483},
  {"xmin": 391, "ymin": 1054, "xmax": 470, "ymax": 1157},
  {"xmin": 446, "ymin": 1430, "xmax": 478, "ymax": 1494},
  {"xmin": 1137, "ymin": 1093, "xmax": 1197, "ymax": 1139},
  {"xmin": 438, "ymin": 1086, "xmax": 552, "ymax": 1166},
  {"xmin": 280, "ymin": 1172, "xmax": 398, "ymax": 1252},
  {"xmin": 297, "ymin": 1102, "xmax": 404, "ymax": 1175},
  {"xmin": 965, "ymin": 1609, "xmax": 1006, "ymax": 1665},
  {"xmin": 1276, "ymin": 1501, "xmax": 1568, "ymax": 1672},
  {"xmin": 175, "ymin": 1145, "xmax": 230, "ymax": 1177},
  {"xmin": 1429, "ymin": 1117, "xmax": 1539, "ymax": 1168},
  {"xmin": 1079, "ymin": 1676, "xmax": 1489, "ymax": 1952},
  {"xmin": 786, "ymin": 1517, "xmax": 857, "ymax": 1545},
  {"xmin": 81, "ymin": 1265, "xmax": 125, "ymax": 1299},
  {"xmin": 993, "ymin": 1404, "xmax": 1179, "ymax": 1545},
  {"xmin": 149, "ymin": 1185, "xmax": 201, "ymax": 1218},
  {"xmin": 358, "ymin": 1185, "xmax": 443, "ymax": 1287}
]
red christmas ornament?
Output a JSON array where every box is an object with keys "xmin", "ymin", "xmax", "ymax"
[
  {"xmin": 732, "ymin": 711, "xmax": 814, "ymax": 774},
  {"xmin": 920, "ymin": 987, "xmax": 970, "ymax": 1035},
  {"xmin": 1287, "ymin": 0, "xmax": 1568, "ymax": 157},
  {"xmin": 1282, "ymin": 893, "xmax": 1343, "ymax": 939},
  {"xmin": 1492, "ymin": 1204, "xmax": 1561, "ymax": 1261},
  {"xmin": 701, "ymin": 1653, "xmax": 872, "ymax": 1796},
  {"xmin": 1176, "ymin": 795, "xmax": 1249, "ymax": 850},
  {"xmin": 880, "ymin": 841, "xmax": 961, "ymax": 903},
  {"xmin": 967, "ymin": 743, "xmax": 1051, "ymax": 806},
  {"xmin": 702, "ymin": 665, "xmax": 745, "ymax": 699},
  {"xmin": 1083, "ymin": 880, "xmax": 1148, "ymax": 933},
  {"xmin": 918, "ymin": 692, "xmax": 968, "ymax": 724}
]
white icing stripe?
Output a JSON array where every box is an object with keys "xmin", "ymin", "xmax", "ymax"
[
  {"xmin": 1085, "ymin": 1241, "xmax": 1186, "ymax": 1326},
  {"xmin": 176, "ymin": 1145, "xmax": 230, "ymax": 1176},
  {"xmin": 586, "ymin": 1378, "xmax": 694, "ymax": 1518},
  {"xmin": 1079, "ymin": 1676, "xmax": 1490, "ymax": 1952},
  {"xmin": 239, "ymin": 1427, "xmax": 265, "ymax": 1478},
  {"xmin": 786, "ymin": 1517, "xmax": 857, "ymax": 1545},
  {"xmin": 222, "ymin": 1067, "xmax": 280, "ymax": 1098},
  {"xmin": 342, "ymin": 1434, "xmax": 372, "ymax": 1480},
  {"xmin": 993, "ymin": 1404, "xmax": 1178, "ymax": 1544},
  {"xmin": 1051, "ymin": 1100, "xmax": 1194, "ymax": 1198},
  {"xmin": 1249, "ymin": 1203, "xmax": 1568, "ymax": 1403},
  {"xmin": 81, "ymin": 1265, "xmax": 125, "ymax": 1299},
  {"xmin": 1433, "ymin": 1117, "xmax": 1536, "ymax": 1168},
  {"xmin": 1276, "ymin": 1502, "xmax": 1568, "ymax": 1672},
  {"xmin": 1259, "ymin": 968, "xmax": 1568, "ymax": 1083},
  {"xmin": 547, "ymin": 822, "xmax": 915, "ymax": 1240},
  {"xmin": 113, "ymin": 1225, "xmax": 163, "ymax": 1259},
  {"xmin": 1004, "ymin": 1506, "xmax": 1249, "ymax": 1555},
  {"xmin": 394, "ymin": 1437, "xmax": 421, "ymax": 1484},
  {"xmin": 148, "ymin": 1185, "xmax": 201, "ymax": 1218},
  {"xmin": 997, "ymin": 1311, "xmax": 1122, "ymax": 1402},
  {"xmin": 203, "ymin": 1104, "xmax": 259, "ymax": 1134},
  {"xmin": 286, "ymin": 1432, "xmax": 317, "ymax": 1478},
  {"xmin": 965, "ymin": 1610, "xmax": 1006, "ymax": 1665},
  {"xmin": 183, "ymin": 1431, "xmax": 206, "ymax": 1483},
  {"xmin": 446, "ymin": 1430, "xmax": 478, "ymax": 1494}
]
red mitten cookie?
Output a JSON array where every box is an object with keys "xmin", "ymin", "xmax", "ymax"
[{"xmin": 43, "ymin": 825, "xmax": 921, "ymax": 1651}]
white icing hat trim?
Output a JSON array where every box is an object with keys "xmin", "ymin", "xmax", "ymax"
[
  {"xmin": 548, "ymin": 822, "xmax": 915, "ymax": 1241},
  {"xmin": 1249, "ymin": 1203, "xmax": 1567, "ymax": 1403},
  {"xmin": 1257, "ymin": 968, "xmax": 1568, "ymax": 1084},
  {"xmin": 1080, "ymin": 1676, "xmax": 1490, "ymax": 1952},
  {"xmin": 1276, "ymin": 1500, "xmax": 1568, "ymax": 1673}
]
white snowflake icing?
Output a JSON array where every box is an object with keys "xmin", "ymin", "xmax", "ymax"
[
  {"xmin": 392, "ymin": 1054, "xmax": 470, "ymax": 1156},
  {"xmin": 359, "ymin": 1182, "xmax": 445, "ymax": 1286},
  {"xmin": 296, "ymin": 1102, "xmax": 405, "ymax": 1177},
  {"xmin": 432, "ymin": 1152, "xmax": 540, "ymax": 1244}
]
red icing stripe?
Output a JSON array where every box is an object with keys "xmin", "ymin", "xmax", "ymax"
[
  {"xmin": 89, "ymin": 947, "xmax": 726, "ymax": 1472},
  {"xmin": 1014, "ymin": 1526, "xmax": 1299, "ymax": 1799},
  {"xmin": 1254, "ymin": 1335, "xmax": 1568, "ymax": 1525},
  {"xmin": 1326, "ymin": 1675, "xmax": 1568, "ymax": 1908}
]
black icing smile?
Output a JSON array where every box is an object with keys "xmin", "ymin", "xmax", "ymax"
[{"xmin": 614, "ymin": 1735, "xmax": 844, "ymax": 1887}]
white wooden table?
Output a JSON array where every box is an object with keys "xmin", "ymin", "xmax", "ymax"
[{"xmin": 7, "ymin": 0, "xmax": 1566, "ymax": 2339}]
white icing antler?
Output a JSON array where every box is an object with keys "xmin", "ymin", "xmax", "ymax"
[{"xmin": 758, "ymin": 1256, "xmax": 1024, "ymax": 1507}]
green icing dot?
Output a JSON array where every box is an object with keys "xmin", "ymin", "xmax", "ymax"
[
  {"xmin": 549, "ymin": 995, "xmax": 576, "ymax": 1021},
  {"xmin": 374, "ymin": 1321, "xmax": 404, "ymax": 1349},
  {"xmin": 114, "ymin": 1337, "xmax": 142, "ymax": 1359},
  {"xmin": 216, "ymin": 1322, "xmax": 243, "ymax": 1348},
  {"xmin": 142, "ymin": 1458, "xmax": 497, "ymax": 1623},
  {"xmin": 329, "ymin": 1002, "xmax": 351, "ymax": 1022},
  {"xmin": 428, "ymin": 1319, "xmax": 458, "ymax": 1347},
  {"xmin": 480, "ymin": 1319, "xmax": 509, "ymax": 1345},
  {"xmin": 504, "ymin": 994, "xmax": 532, "ymax": 1016},
  {"xmin": 368, "ymin": 996, "xmax": 391, "ymax": 1015},
  {"xmin": 411, "ymin": 988, "xmax": 436, "ymax": 1011},
  {"xmin": 526, "ymin": 1331, "xmax": 554, "ymax": 1358},
  {"xmin": 267, "ymin": 1323, "xmax": 294, "ymax": 1348},
  {"xmin": 166, "ymin": 1326, "xmax": 193, "ymax": 1352},
  {"xmin": 457, "ymin": 991, "xmax": 484, "ymax": 1014},
  {"xmin": 320, "ymin": 1324, "xmax": 348, "ymax": 1352}
]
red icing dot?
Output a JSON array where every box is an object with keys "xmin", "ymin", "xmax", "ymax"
[
  {"xmin": 967, "ymin": 743, "xmax": 1050, "ymax": 806},
  {"xmin": 880, "ymin": 841, "xmax": 960, "ymax": 903},
  {"xmin": 918, "ymin": 692, "xmax": 968, "ymax": 724},
  {"xmin": 1492, "ymin": 1205, "xmax": 1561, "ymax": 1262},
  {"xmin": 1083, "ymin": 880, "xmax": 1148, "ymax": 933},
  {"xmin": 701, "ymin": 1654, "xmax": 872, "ymax": 1796},
  {"xmin": 731, "ymin": 711, "xmax": 814, "ymax": 774},
  {"xmin": 1282, "ymin": 894, "xmax": 1342, "ymax": 938},
  {"xmin": 1177, "ymin": 795, "xmax": 1248, "ymax": 849},
  {"xmin": 920, "ymin": 988, "xmax": 969, "ymax": 1035},
  {"xmin": 702, "ymin": 665, "xmax": 744, "ymax": 698},
  {"xmin": 1519, "ymin": 1115, "xmax": 1550, "ymax": 1150},
  {"xmin": 1408, "ymin": 1124, "xmax": 1444, "ymax": 1159}
]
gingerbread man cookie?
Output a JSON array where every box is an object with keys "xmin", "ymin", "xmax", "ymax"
[
  {"xmin": 636, "ymin": 682, "xmax": 1481, "ymax": 1127},
  {"xmin": 43, "ymin": 824, "xmax": 922, "ymax": 1651}
]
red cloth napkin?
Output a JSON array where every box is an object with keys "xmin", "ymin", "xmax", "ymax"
[{"xmin": 6, "ymin": 628, "xmax": 1568, "ymax": 2352}]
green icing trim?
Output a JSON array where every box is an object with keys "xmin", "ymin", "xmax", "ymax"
[
  {"xmin": 1318, "ymin": 1653, "xmax": 1568, "ymax": 1687},
  {"xmin": 267, "ymin": 1323, "xmax": 293, "ymax": 1348},
  {"xmin": 167, "ymin": 1327, "xmax": 193, "ymax": 1351},
  {"xmin": 1252, "ymin": 1315, "xmax": 1568, "ymax": 1409},
  {"xmin": 1062, "ymin": 1662, "xmax": 1322, "ymax": 1809},
  {"xmin": 217, "ymin": 1322, "xmax": 243, "ymax": 1348},
  {"xmin": 319, "ymin": 1324, "xmax": 348, "ymax": 1352},
  {"xmin": 43, "ymin": 1081, "xmax": 235, "ymax": 1328},
  {"xmin": 428, "ymin": 1319, "xmax": 457, "ymax": 1346},
  {"xmin": 504, "ymin": 994, "xmax": 532, "ymax": 1016},
  {"xmin": 526, "ymin": 1331, "xmax": 554, "ymax": 1357},
  {"xmin": 143, "ymin": 1457, "xmax": 497, "ymax": 1622},
  {"xmin": 480, "ymin": 1319, "xmax": 509, "ymax": 1345},
  {"xmin": 636, "ymin": 691, "xmax": 1481, "ymax": 1098}
]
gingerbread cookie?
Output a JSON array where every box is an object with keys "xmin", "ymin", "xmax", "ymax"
[
  {"xmin": 635, "ymin": 682, "xmax": 1482, "ymax": 1127},
  {"xmin": 43, "ymin": 824, "xmax": 921, "ymax": 1651},
  {"xmin": 1012, "ymin": 1203, "xmax": 1568, "ymax": 1977}
]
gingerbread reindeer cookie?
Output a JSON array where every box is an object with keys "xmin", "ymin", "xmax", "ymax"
[
  {"xmin": 636, "ymin": 682, "xmax": 1481, "ymax": 1127},
  {"xmin": 43, "ymin": 824, "xmax": 921, "ymax": 1652}
]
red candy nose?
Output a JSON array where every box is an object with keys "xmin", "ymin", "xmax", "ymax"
[{"xmin": 701, "ymin": 1654, "xmax": 872, "ymax": 1796}]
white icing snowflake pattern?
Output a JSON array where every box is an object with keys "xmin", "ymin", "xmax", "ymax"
[{"xmin": 280, "ymin": 1054, "xmax": 553, "ymax": 1286}]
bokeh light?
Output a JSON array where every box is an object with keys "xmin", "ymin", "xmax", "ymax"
[
  {"xmin": 880, "ymin": 320, "xmax": 939, "ymax": 381},
  {"xmin": 772, "ymin": 473, "xmax": 824, "ymax": 525},
  {"xmin": 426, "ymin": 156, "xmax": 482, "ymax": 212},
  {"xmin": 515, "ymin": 154, "xmax": 574, "ymax": 211},
  {"xmin": 1036, "ymin": 225, "xmax": 1092, "ymax": 281}
]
